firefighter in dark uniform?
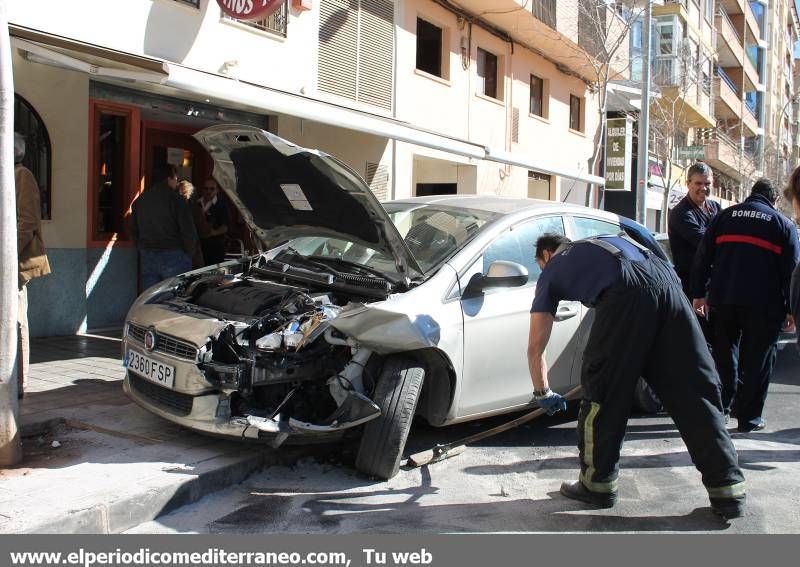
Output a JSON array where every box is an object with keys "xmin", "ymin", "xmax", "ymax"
[
  {"xmin": 692, "ymin": 179, "xmax": 799, "ymax": 432},
  {"xmin": 528, "ymin": 233, "xmax": 745, "ymax": 519}
]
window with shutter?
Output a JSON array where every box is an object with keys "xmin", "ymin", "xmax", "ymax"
[{"xmin": 318, "ymin": 0, "xmax": 394, "ymax": 110}]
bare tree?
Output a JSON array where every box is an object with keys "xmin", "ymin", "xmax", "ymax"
[
  {"xmin": 645, "ymin": 36, "xmax": 718, "ymax": 230},
  {"xmin": 557, "ymin": 0, "xmax": 646, "ymax": 206}
]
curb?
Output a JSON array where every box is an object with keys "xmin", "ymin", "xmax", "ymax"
[{"xmin": 26, "ymin": 446, "xmax": 317, "ymax": 534}]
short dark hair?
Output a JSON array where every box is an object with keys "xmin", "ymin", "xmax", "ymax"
[
  {"xmin": 785, "ymin": 166, "xmax": 800, "ymax": 205},
  {"xmin": 152, "ymin": 163, "xmax": 177, "ymax": 185},
  {"xmin": 687, "ymin": 161, "xmax": 712, "ymax": 180},
  {"xmin": 751, "ymin": 177, "xmax": 779, "ymax": 203},
  {"xmin": 535, "ymin": 233, "xmax": 571, "ymax": 260}
]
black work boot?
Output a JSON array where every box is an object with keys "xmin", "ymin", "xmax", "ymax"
[
  {"xmin": 560, "ymin": 481, "xmax": 617, "ymax": 508},
  {"xmin": 710, "ymin": 496, "xmax": 746, "ymax": 520}
]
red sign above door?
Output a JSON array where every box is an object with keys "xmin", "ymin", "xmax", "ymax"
[{"xmin": 217, "ymin": 0, "xmax": 283, "ymax": 21}]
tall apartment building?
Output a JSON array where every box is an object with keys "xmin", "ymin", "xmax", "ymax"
[
  {"xmin": 701, "ymin": 0, "xmax": 765, "ymax": 200},
  {"xmin": 760, "ymin": 0, "xmax": 799, "ymax": 185},
  {"xmin": 6, "ymin": 0, "xmax": 606, "ymax": 337},
  {"xmin": 607, "ymin": 0, "xmax": 798, "ymax": 230}
]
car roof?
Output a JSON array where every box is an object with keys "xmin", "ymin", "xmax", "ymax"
[{"xmin": 386, "ymin": 194, "xmax": 620, "ymax": 219}]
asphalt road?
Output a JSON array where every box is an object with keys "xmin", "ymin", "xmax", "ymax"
[{"xmin": 129, "ymin": 347, "xmax": 800, "ymax": 534}]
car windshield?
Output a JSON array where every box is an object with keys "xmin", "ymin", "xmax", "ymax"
[{"xmin": 276, "ymin": 203, "xmax": 499, "ymax": 277}]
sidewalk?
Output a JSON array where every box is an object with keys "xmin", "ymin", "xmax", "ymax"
[{"xmin": 0, "ymin": 333, "xmax": 311, "ymax": 534}]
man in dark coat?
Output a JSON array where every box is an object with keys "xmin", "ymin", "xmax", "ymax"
[
  {"xmin": 130, "ymin": 164, "xmax": 198, "ymax": 289},
  {"xmin": 668, "ymin": 161, "xmax": 721, "ymax": 296}
]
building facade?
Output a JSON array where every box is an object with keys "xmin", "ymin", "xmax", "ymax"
[
  {"xmin": 760, "ymin": 0, "xmax": 799, "ymax": 186},
  {"xmin": 7, "ymin": 0, "xmax": 604, "ymax": 337}
]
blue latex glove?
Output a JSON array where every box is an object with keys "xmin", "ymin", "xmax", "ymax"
[{"xmin": 535, "ymin": 391, "xmax": 567, "ymax": 416}]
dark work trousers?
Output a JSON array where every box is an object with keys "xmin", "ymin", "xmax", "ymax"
[
  {"xmin": 710, "ymin": 305, "xmax": 783, "ymax": 429},
  {"xmin": 578, "ymin": 254, "xmax": 745, "ymax": 505}
]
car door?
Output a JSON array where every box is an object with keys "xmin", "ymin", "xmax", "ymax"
[{"xmin": 456, "ymin": 215, "xmax": 582, "ymax": 418}]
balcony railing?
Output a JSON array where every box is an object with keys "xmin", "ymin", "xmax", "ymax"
[
  {"xmin": 222, "ymin": 0, "xmax": 288, "ymax": 37},
  {"xmin": 531, "ymin": 0, "xmax": 557, "ymax": 30},
  {"xmin": 718, "ymin": 7, "xmax": 742, "ymax": 45},
  {"xmin": 717, "ymin": 67, "xmax": 738, "ymax": 95},
  {"xmin": 695, "ymin": 128, "xmax": 739, "ymax": 151}
]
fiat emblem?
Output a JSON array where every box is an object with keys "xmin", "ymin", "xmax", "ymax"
[{"xmin": 143, "ymin": 330, "xmax": 157, "ymax": 352}]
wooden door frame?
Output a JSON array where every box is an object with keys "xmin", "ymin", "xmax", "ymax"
[
  {"xmin": 141, "ymin": 121, "xmax": 211, "ymax": 191},
  {"xmin": 86, "ymin": 100, "xmax": 141, "ymax": 248}
]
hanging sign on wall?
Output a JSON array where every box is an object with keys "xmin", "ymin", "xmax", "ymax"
[{"xmin": 217, "ymin": 0, "xmax": 283, "ymax": 21}]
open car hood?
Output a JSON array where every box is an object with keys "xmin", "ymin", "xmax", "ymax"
[{"xmin": 194, "ymin": 125, "xmax": 423, "ymax": 281}]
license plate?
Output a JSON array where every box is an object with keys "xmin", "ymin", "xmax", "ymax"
[{"xmin": 127, "ymin": 348, "xmax": 176, "ymax": 389}]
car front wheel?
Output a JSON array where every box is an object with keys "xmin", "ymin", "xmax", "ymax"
[{"xmin": 355, "ymin": 356, "xmax": 425, "ymax": 480}]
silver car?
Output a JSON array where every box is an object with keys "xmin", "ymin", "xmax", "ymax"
[{"xmin": 123, "ymin": 125, "xmax": 663, "ymax": 479}]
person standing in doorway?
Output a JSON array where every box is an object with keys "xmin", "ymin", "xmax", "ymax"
[
  {"xmin": 130, "ymin": 164, "xmax": 197, "ymax": 290},
  {"xmin": 668, "ymin": 162, "xmax": 721, "ymax": 296},
  {"xmin": 199, "ymin": 178, "xmax": 229, "ymax": 266},
  {"xmin": 692, "ymin": 178, "xmax": 799, "ymax": 432},
  {"xmin": 527, "ymin": 232, "xmax": 745, "ymax": 519},
  {"xmin": 15, "ymin": 133, "xmax": 51, "ymax": 399}
]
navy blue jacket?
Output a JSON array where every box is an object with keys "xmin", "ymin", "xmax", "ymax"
[
  {"xmin": 531, "ymin": 236, "xmax": 648, "ymax": 315},
  {"xmin": 668, "ymin": 195, "xmax": 720, "ymax": 285},
  {"xmin": 691, "ymin": 193, "xmax": 800, "ymax": 316}
]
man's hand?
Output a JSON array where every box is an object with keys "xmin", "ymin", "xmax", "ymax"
[
  {"xmin": 533, "ymin": 389, "xmax": 567, "ymax": 416},
  {"xmin": 782, "ymin": 314, "xmax": 796, "ymax": 333},
  {"xmin": 692, "ymin": 298, "xmax": 707, "ymax": 318}
]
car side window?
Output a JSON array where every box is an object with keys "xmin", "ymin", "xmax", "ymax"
[
  {"xmin": 482, "ymin": 216, "xmax": 565, "ymax": 284},
  {"xmin": 572, "ymin": 217, "xmax": 621, "ymax": 240}
]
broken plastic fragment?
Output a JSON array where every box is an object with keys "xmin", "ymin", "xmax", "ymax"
[{"xmin": 245, "ymin": 415, "xmax": 281, "ymax": 433}]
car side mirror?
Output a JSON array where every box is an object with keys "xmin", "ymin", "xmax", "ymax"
[{"xmin": 463, "ymin": 261, "xmax": 529, "ymax": 299}]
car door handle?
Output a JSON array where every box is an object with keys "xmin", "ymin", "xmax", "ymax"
[{"xmin": 554, "ymin": 305, "xmax": 579, "ymax": 322}]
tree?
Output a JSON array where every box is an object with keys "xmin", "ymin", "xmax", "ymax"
[
  {"xmin": 647, "ymin": 36, "xmax": 719, "ymax": 230},
  {"xmin": 557, "ymin": 0, "xmax": 647, "ymax": 206}
]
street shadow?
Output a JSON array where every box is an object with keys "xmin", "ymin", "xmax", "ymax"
[
  {"xmin": 198, "ymin": 467, "xmax": 731, "ymax": 534},
  {"xmin": 770, "ymin": 348, "xmax": 800, "ymax": 386},
  {"xmin": 462, "ymin": 444, "xmax": 800, "ymax": 477},
  {"xmin": 30, "ymin": 334, "xmax": 122, "ymax": 364}
]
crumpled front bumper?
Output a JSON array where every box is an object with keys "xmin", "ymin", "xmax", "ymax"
[{"xmin": 123, "ymin": 370, "xmax": 380, "ymax": 446}]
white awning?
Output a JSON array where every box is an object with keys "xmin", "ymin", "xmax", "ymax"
[
  {"xmin": 11, "ymin": 26, "xmax": 605, "ymax": 185},
  {"xmin": 165, "ymin": 65, "xmax": 605, "ymax": 185}
]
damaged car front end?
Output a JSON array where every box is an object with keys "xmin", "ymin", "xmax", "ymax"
[
  {"xmin": 123, "ymin": 125, "xmax": 460, "ymax": 478},
  {"xmin": 123, "ymin": 260, "xmax": 394, "ymax": 446}
]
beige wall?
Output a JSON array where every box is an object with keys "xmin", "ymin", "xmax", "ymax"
[
  {"xmin": 397, "ymin": 0, "xmax": 599, "ymax": 200},
  {"xmin": 12, "ymin": 51, "xmax": 89, "ymax": 249},
  {"xmin": 9, "ymin": 0, "xmax": 318, "ymax": 98},
  {"xmin": 276, "ymin": 116, "xmax": 392, "ymax": 189}
]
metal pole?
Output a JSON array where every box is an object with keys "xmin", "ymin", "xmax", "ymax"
[
  {"xmin": 0, "ymin": 1, "xmax": 22, "ymax": 465},
  {"xmin": 636, "ymin": 0, "xmax": 652, "ymax": 225}
]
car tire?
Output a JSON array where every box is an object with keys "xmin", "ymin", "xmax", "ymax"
[
  {"xmin": 633, "ymin": 377, "xmax": 662, "ymax": 414},
  {"xmin": 355, "ymin": 356, "xmax": 425, "ymax": 480}
]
